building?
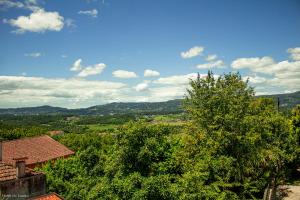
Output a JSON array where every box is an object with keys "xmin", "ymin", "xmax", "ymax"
[
  {"xmin": 2, "ymin": 135, "xmax": 74, "ymax": 168},
  {"xmin": 0, "ymin": 158, "xmax": 46, "ymax": 199},
  {"xmin": 0, "ymin": 135, "xmax": 73, "ymax": 199}
]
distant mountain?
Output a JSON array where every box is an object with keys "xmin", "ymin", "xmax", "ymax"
[
  {"xmin": 84, "ymin": 100, "xmax": 183, "ymax": 115},
  {"xmin": 0, "ymin": 105, "xmax": 69, "ymax": 115},
  {"xmin": 0, "ymin": 91, "xmax": 299, "ymax": 115},
  {"xmin": 260, "ymin": 91, "xmax": 300, "ymax": 109},
  {"xmin": 0, "ymin": 99, "xmax": 183, "ymax": 115}
]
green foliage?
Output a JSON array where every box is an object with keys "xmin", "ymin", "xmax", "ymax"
[
  {"xmin": 105, "ymin": 122, "xmax": 180, "ymax": 177},
  {"xmin": 182, "ymin": 71, "xmax": 298, "ymax": 198},
  {"xmin": 7, "ymin": 71, "xmax": 298, "ymax": 199},
  {"xmin": 0, "ymin": 122, "xmax": 49, "ymax": 140}
]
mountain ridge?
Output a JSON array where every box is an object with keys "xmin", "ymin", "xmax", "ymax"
[{"xmin": 1, "ymin": 91, "xmax": 299, "ymax": 115}]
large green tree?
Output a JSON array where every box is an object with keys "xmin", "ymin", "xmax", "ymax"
[{"xmin": 182, "ymin": 71, "xmax": 297, "ymax": 199}]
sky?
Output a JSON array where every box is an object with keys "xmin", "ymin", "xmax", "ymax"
[{"xmin": 0, "ymin": 0, "xmax": 300, "ymax": 108}]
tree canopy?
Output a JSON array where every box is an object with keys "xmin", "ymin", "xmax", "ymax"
[{"xmin": 5, "ymin": 71, "xmax": 296, "ymax": 199}]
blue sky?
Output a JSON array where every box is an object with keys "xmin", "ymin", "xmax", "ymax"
[{"xmin": 0, "ymin": 0, "xmax": 300, "ymax": 108}]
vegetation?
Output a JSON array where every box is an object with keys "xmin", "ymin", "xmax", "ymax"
[{"xmin": 1, "ymin": 72, "xmax": 299, "ymax": 199}]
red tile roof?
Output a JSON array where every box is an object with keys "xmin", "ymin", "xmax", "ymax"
[
  {"xmin": 30, "ymin": 192, "xmax": 64, "ymax": 200},
  {"xmin": 0, "ymin": 162, "xmax": 40, "ymax": 181},
  {"xmin": 2, "ymin": 135, "xmax": 74, "ymax": 167}
]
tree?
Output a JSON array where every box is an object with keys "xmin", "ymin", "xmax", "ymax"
[{"xmin": 183, "ymin": 71, "xmax": 297, "ymax": 199}]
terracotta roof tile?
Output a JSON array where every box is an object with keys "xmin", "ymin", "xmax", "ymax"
[
  {"xmin": 2, "ymin": 135, "xmax": 74, "ymax": 167},
  {"xmin": 0, "ymin": 162, "xmax": 40, "ymax": 181},
  {"xmin": 30, "ymin": 192, "xmax": 64, "ymax": 200}
]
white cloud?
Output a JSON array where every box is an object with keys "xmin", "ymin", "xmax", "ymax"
[
  {"xmin": 78, "ymin": 9, "xmax": 98, "ymax": 18},
  {"xmin": 153, "ymin": 73, "xmax": 199, "ymax": 85},
  {"xmin": 231, "ymin": 56, "xmax": 300, "ymax": 77},
  {"xmin": 287, "ymin": 47, "xmax": 300, "ymax": 61},
  {"xmin": 205, "ymin": 54, "xmax": 217, "ymax": 62},
  {"xmin": 61, "ymin": 54, "xmax": 68, "ymax": 58},
  {"xmin": 70, "ymin": 59, "xmax": 83, "ymax": 71},
  {"xmin": 0, "ymin": 0, "xmax": 24, "ymax": 9},
  {"xmin": 181, "ymin": 46, "xmax": 204, "ymax": 59},
  {"xmin": 242, "ymin": 75, "xmax": 267, "ymax": 84},
  {"xmin": 0, "ymin": 72, "xmax": 225, "ymax": 108},
  {"xmin": 112, "ymin": 70, "xmax": 138, "ymax": 78},
  {"xmin": 134, "ymin": 83, "xmax": 149, "ymax": 92},
  {"xmin": 0, "ymin": 0, "xmax": 39, "ymax": 11},
  {"xmin": 231, "ymin": 49, "xmax": 300, "ymax": 93},
  {"xmin": 0, "ymin": 75, "xmax": 190, "ymax": 108},
  {"xmin": 144, "ymin": 69, "xmax": 160, "ymax": 77},
  {"xmin": 5, "ymin": 9, "xmax": 64, "ymax": 33},
  {"xmin": 78, "ymin": 63, "xmax": 106, "ymax": 77},
  {"xmin": 149, "ymin": 86, "xmax": 187, "ymax": 101},
  {"xmin": 70, "ymin": 59, "xmax": 106, "ymax": 77},
  {"xmin": 0, "ymin": 76, "xmax": 127, "ymax": 108},
  {"xmin": 231, "ymin": 56, "xmax": 275, "ymax": 71},
  {"xmin": 24, "ymin": 52, "xmax": 41, "ymax": 58},
  {"xmin": 196, "ymin": 60, "xmax": 225, "ymax": 69}
]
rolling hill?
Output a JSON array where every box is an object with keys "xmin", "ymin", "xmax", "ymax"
[{"xmin": 0, "ymin": 91, "xmax": 299, "ymax": 115}]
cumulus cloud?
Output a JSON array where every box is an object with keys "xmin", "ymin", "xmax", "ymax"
[
  {"xmin": 0, "ymin": 76, "xmax": 127, "ymax": 108},
  {"xmin": 231, "ymin": 56, "xmax": 300, "ymax": 76},
  {"xmin": 78, "ymin": 63, "xmax": 106, "ymax": 77},
  {"xmin": 196, "ymin": 60, "xmax": 225, "ymax": 69},
  {"xmin": 134, "ymin": 83, "xmax": 149, "ymax": 92},
  {"xmin": 0, "ymin": 75, "xmax": 192, "ymax": 108},
  {"xmin": 181, "ymin": 46, "xmax": 204, "ymax": 59},
  {"xmin": 231, "ymin": 56, "xmax": 275, "ymax": 71},
  {"xmin": 149, "ymin": 86, "xmax": 187, "ymax": 101},
  {"xmin": 24, "ymin": 52, "xmax": 41, "ymax": 58},
  {"xmin": 153, "ymin": 73, "xmax": 199, "ymax": 85},
  {"xmin": 287, "ymin": 47, "xmax": 300, "ymax": 61},
  {"xmin": 112, "ymin": 70, "xmax": 138, "ymax": 78},
  {"xmin": 70, "ymin": 59, "xmax": 83, "ymax": 71},
  {"xmin": 78, "ymin": 9, "xmax": 98, "ymax": 18},
  {"xmin": 5, "ymin": 9, "xmax": 64, "ymax": 33},
  {"xmin": 205, "ymin": 54, "xmax": 217, "ymax": 62},
  {"xmin": 70, "ymin": 59, "xmax": 106, "ymax": 77},
  {"xmin": 242, "ymin": 75, "xmax": 267, "ymax": 84},
  {"xmin": 144, "ymin": 69, "xmax": 160, "ymax": 77},
  {"xmin": 0, "ymin": 72, "xmax": 226, "ymax": 108},
  {"xmin": 231, "ymin": 48, "xmax": 300, "ymax": 93}
]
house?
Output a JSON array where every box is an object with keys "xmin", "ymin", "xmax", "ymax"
[
  {"xmin": 2, "ymin": 135, "xmax": 74, "ymax": 168},
  {"xmin": 0, "ymin": 158, "xmax": 46, "ymax": 199},
  {"xmin": 0, "ymin": 135, "xmax": 73, "ymax": 199}
]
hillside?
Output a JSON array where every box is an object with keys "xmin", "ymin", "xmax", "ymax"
[
  {"xmin": 0, "ymin": 91, "xmax": 299, "ymax": 115},
  {"xmin": 0, "ymin": 99, "xmax": 183, "ymax": 115},
  {"xmin": 261, "ymin": 91, "xmax": 300, "ymax": 109}
]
